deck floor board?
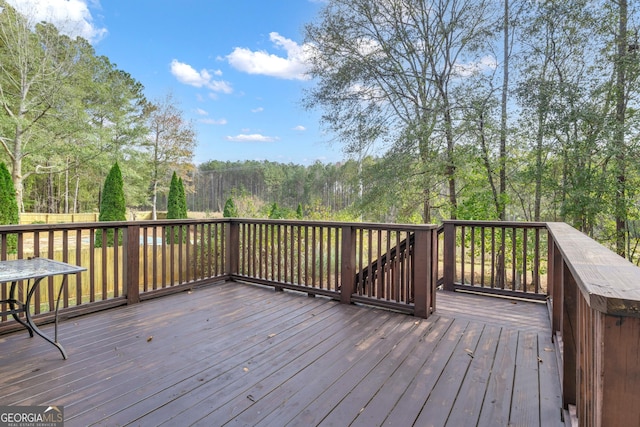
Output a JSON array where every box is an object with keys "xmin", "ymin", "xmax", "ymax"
[{"xmin": 0, "ymin": 282, "xmax": 563, "ymax": 426}]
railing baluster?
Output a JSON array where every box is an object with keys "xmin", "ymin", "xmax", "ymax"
[
  {"xmin": 470, "ymin": 227, "xmax": 475, "ymax": 286},
  {"xmin": 511, "ymin": 227, "xmax": 516, "ymax": 291},
  {"xmin": 311, "ymin": 226, "xmax": 316, "ymax": 288},
  {"xmin": 461, "ymin": 225, "xmax": 466, "ymax": 286},
  {"xmin": 277, "ymin": 224, "xmax": 282, "ymax": 282},
  {"xmin": 76, "ymin": 230, "xmax": 82, "ymax": 305},
  {"xmin": 480, "ymin": 227, "xmax": 485, "ymax": 287},
  {"xmin": 522, "ymin": 228, "xmax": 528, "ymax": 293},
  {"xmin": 533, "ymin": 228, "xmax": 540, "ymax": 294}
]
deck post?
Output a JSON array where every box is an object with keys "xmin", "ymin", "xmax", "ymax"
[
  {"xmin": 125, "ymin": 223, "xmax": 140, "ymax": 305},
  {"xmin": 561, "ymin": 262, "xmax": 578, "ymax": 408},
  {"xmin": 442, "ymin": 222, "xmax": 455, "ymax": 292},
  {"xmin": 227, "ymin": 220, "xmax": 239, "ymax": 278},
  {"xmin": 340, "ymin": 225, "xmax": 356, "ymax": 304},
  {"xmin": 413, "ymin": 229, "xmax": 432, "ymax": 318},
  {"xmin": 600, "ymin": 314, "xmax": 640, "ymax": 425},
  {"xmin": 550, "ymin": 240, "xmax": 563, "ymax": 337},
  {"xmin": 431, "ymin": 227, "xmax": 438, "ymax": 313}
]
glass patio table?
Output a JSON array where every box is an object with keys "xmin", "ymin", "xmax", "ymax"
[{"xmin": 0, "ymin": 258, "xmax": 86, "ymax": 359}]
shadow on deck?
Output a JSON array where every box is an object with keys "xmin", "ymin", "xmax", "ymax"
[{"xmin": 0, "ymin": 282, "xmax": 563, "ymax": 426}]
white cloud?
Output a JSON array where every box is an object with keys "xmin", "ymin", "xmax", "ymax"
[
  {"xmin": 251, "ymin": 107, "xmax": 264, "ymax": 113},
  {"xmin": 6, "ymin": 0, "xmax": 107, "ymax": 42},
  {"xmin": 195, "ymin": 108, "xmax": 208, "ymax": 116},
  {"xmin": 226, "ymin": 134, "xmax": 279, "ymax": 142},
  {"xmin": 293, "ymin": 125, "xmax": 306, "ymax": 131},
  {"xmin": 226, "ymin": 32, "xmax": 312, "ymax": 80},
  {"xmin": 453, "ymin": 55, "xmax": 498, "ymax": 77},
  {"xmin": 201, "ymin": 118, "xmax": 227, "ymax": 125},
  {"xmin": 170, "ymin": 59, "xmax": 233, "ymax": 93}
]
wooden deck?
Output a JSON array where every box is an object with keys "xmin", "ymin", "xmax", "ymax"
[{"xmin": 0, "ymin": 282, "xmax": 563, "ymax": 426}]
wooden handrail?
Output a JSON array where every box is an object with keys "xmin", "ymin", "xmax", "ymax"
[{"xmin": 547, "ymin": 222, "xmax": 640, "ymax": 316}]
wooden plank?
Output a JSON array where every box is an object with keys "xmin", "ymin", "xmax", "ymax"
[
  {"xmin": 412, "ymin": 321, "xmax": 484, "ymax": 427},
  {"xmin": 379, "ymin": 319, "xmax": 471, "ymax": 426},
  {"xmin": 342, "ymin": 317, "xmax": 454, "ymax": 427},
  {"xmin": 601, "ymin": 314, "xmax": 640, "ymax": 425},
  {"xmin": 3, "ymin": 285, "xmax": 306, "ymax": 403},
  {"xmin": 509, "ymin": 332, "xmax": 540, "ymax": 426},
  {"xmin": 476, "ymin": 328, "xmax": 518, "ymax": 426},
  {"xmin": 436, "ymin": 291, "xmax": 549, "ymax": 334},
  {"xmin": 444, "ymin": 324, "xmax": 502, "ymax": 426},
  {"xmin": 139, "ymin": 302, "xmax": 352, "ymax": 425},
  {"xmin": 538, "ymin": 331, "xmax": 564, "ymax": 426},
  {"xmin": 66, "ymin": 292, "xmax": 339, "ymax": 425},
  {"xmin": 192, "ymin": 311, "xmax": 407, "ymax": 425},
  {"xmin": 82, "ymin": 296, "xmax": 346, "ymax": 426},
  {"xmin": 0, "ymin": 284, "xmax": 260, "ymax": 381},
  {"xmin": 235, "ymin": 315, "xmax": 423, "ymax": 426}
]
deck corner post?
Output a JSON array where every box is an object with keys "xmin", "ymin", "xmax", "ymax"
[
  {"xmin": 227, "ymin": 220, "xmax": 239, "ymax": 278},
  {"xmin": 340, "ymin": 225, "xmax": 356, "ymax": 304},
  {"xmin": 550, "ymin": 240, "xmax": 564, "ymax": 338},
  {"xmin": 442, "ymin": 221, "xmax": 455, "ymax": 292},
  {"xmin": 125, "ymin": 223, "xmax": 140, "ymax": 305},
  {"xmin": 413, "ymin": 228, "xmax": 432, "ymax": 318}
]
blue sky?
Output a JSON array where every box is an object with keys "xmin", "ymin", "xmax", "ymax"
[{"xmin": 8, "ymin": 0, "xmax": 344, "ymax": 165}]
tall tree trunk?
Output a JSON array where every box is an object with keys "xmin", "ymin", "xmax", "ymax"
[
  {"xmin": 443, "ymin": 102, "xmax": 457, "ymax": 219},
  {"xmin": 614, "ymin": 0, "xmax": 628, "ymax": 257},
  {"xmin": 47, "ymin": 169, "xmax": 55, "ymax": 213},
  {"xmin": 477, "ymin": 109, "xmax": 500, "ymax": 214},
  {"xmin": 11, "ymin": 132, "xmax": 24, "ymax": 213},
  {"xmin": 534, "ymin": 109, "xmax": 545, "ymax": 222},
  {"xmin": 64, "ymin": 158, "xmax": 69, "ymax": 214},
  {"xmin": 499, "ymin": 0, "xmax": 509, "ymax": 221},
  {"xmin": 151, "ymin": 179, "xmax": 158, "ymax": 220},
  {"xmin": 74, "ymin": 175, "xmax": 80, "ymax": 214}
]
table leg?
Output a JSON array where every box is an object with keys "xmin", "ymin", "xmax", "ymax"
[
  {"xmin": 8, "ymin": 280, "xmax": 34, "ymax": 337},
  {"xmin": 25, "ymin": 278, "xmax": 68, "ymax": 359}
]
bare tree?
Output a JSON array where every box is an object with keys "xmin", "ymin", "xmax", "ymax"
[
  {"xmin": 144, "ymin": 93, "xmax": 196, "ymax": 220},
  {"xmin": 304, "ymin": 0, "xmax": 496, "ymax": 221}
]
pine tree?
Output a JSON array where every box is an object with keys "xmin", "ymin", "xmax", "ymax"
[
  {"xmin": 269, "ymin": 202, "xmax": 280, "ymax": 219},
  {"xmin": 166, "ymin": 172, "xmax": 180, "ymax": 219},
  {"xmin": 0, "ymin": 162, "xmax": 19, "ymax": 252},
  {"xmin": 223, "ymin": 198, "xmax": 238, "ymax": 218},
  {"xmin": 296, "ymin": 203, "xmax": 303, "ymax": 219},
  {"xmin": 166, "ymin": 172, "xmax": 188, "ymax": 242},
  {"xmin": 178, "ymin": 177, "xmax": 187, "ymax": 219},
  {"xmin": 96, "ymin": 162, "xmax": 126, "ymax": 247}
]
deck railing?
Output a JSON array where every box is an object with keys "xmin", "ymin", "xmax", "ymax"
[
  {"xmin": 440, "ymin": 220, "xmax": 548, "ymax": 300},
  {"xmin": 0, "ymin": 219, "xmax": 438, "ymax": 333},
  {"xmin": 0, "ymin": 220, "xmax": 227, "ymax": 329},
  {"xmin": 229, "ymin": 220, "xmax": 438, "ymax": 317},
  {"xmin": 546, "ymin": 222, "xmax": 640, "ymax": 426},
  {"xmin": 440, "ymin": 220, "xmax": 640, "ymax": 425}
]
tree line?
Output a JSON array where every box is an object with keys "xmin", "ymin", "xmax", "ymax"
[
  {"xmin": 190, "ymin": 160, "xmax": 364, "ymax": 220},
  {"xmin": 0, "ymin": 1, "xmax": 195, "ymax": 219}
]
